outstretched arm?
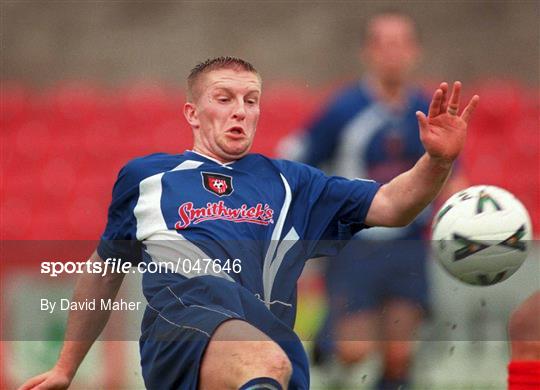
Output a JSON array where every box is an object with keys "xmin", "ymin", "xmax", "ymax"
[
  {"xmin": 18, "ymin": 251, "xmax": 126, "ymax": 390},
  {"xmin": 365, "ymin": 81, "xmax": 479, "ymax": 227}
]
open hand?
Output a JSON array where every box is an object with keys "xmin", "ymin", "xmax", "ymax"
[
  {"xmin": 18, "ymin": 368, "xmax": 71, "ymax": 390},
  {"xmin": 416, "ymin": 81, "xmax": 479, "ymax": 163}
]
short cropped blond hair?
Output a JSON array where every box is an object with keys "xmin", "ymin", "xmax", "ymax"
[{"xmin": 187, "ymin": 56, "xmax": 260, "ymax": 101}]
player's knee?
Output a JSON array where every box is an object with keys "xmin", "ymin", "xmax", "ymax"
[
  {"xmin": 201, "ymin": 340, "xmax": 292, "ymax": 388},
  {"xmin": 244, "ymin": 342, "xmax": 292, "ymax": 384},
  {"xmin": 236, "ymin": 341, "xmax": 292, "ymax": 384},
  {"xmin": 383, "ymin": 347, "xmax": 412, "ymax": 379},
  {"xmin": 264, "ymin": 346, "xmax": 293, "ymax": 382},
  {"xmin": 335, "ymin": 341, "xmax": 374, "ymax": 365}
]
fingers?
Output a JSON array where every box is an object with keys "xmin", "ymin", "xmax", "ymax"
[
  {"xmin": 427, "ymin": 81, "xmax": 478, "ymax": 121},
  {"xmin": 18, "ymin": 373, "xmax": 47, "ymax": 390},
  {"xmin": 428, "ymin": 88, "xmax": 444, "ymax": 118},
  {"xmin": 447, "ymin": 81, "xmax": 462, "ymax": 115},
  {"xmin": 460, "ymin": 95, "xmax": 480, "ymax": 123},
  {"xmin": 439, "ymin": 82, "xmax": 448, "ymax": 114},
  {"xmin": 416, "ymin": 111, "xmax": 429, "ymax": 137}
]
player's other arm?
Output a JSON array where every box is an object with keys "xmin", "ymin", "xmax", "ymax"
[
  {"xmin": 18, "ymin": 251, "xmax": 126, "ymax": 390},
  {"xmin": 365, "ymin": 81, "xmax": 479, "ymax": 228}
]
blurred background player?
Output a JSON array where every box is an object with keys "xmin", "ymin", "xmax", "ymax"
[
  {"xmin": 284, "ymin": 10, "xmax": 454, "ymax": 389},
  {"xmin": 507, "ymin": 291, "xmax": 540, "ymax": 389}
]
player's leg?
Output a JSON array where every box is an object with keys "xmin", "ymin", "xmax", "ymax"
[
  {"xmin": 376, "ymin": 240, "xmax": 427, "ymax": 389},
  {"xmin": 329, "ymin": 240, "xmax": 383, "ymax": 366},
  {"xmin": 311, "ymin": 309, "xmax": 335, "ymax": 366},
  {"xmin": 378, "ymin": 298, "xmax": 423, "ymax": 390},
  {"xmin": 311, "ymin": 258, "xmax": 338, "ymax": 366},
  {"xmin": 508, "ymin": 291, "xmax": 540, "ymax": 389},
  {"xmin": 199, "ymin": 319, "xmax": 292, "ymax": 390},
  {"xmin": 509, "ymin": 291, "xmax": 540, "ymax": 360},
  {"xmin": 334, "ymin": 311, "xmax": 379, "ymax": 365},
  {"xmin": 139, "ymin": 275, "xmax": 300, "ymax": 390}
]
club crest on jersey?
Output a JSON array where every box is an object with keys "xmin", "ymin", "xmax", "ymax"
[{"xmin": 201, "ymin": 172, "xmax": 233, "ymax": 197}]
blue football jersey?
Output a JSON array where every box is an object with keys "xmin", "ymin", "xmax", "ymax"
[
  {"xmin": 299, "ymin": 79, "xmax": 431, "ymax": 238},
  {"xmin": 98, "ymin": 150, "xmax": 380, "ymax": 327}
]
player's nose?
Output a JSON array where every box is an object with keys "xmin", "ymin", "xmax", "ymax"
[{"xmin": 232, "ymin": 101, "xmax": 246, "ymax": 120}]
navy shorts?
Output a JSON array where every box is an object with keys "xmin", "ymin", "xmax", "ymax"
[
  {"xmin": 139, "ymin": 276, "xmax": 309, "ymax": 390},
  {"xmin": 326, "ymin": 238, "xmax": 430, "ymax": 315}
]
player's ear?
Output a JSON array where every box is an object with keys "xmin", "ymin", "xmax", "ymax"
[{"xmin": 183, "ymin": 102, "xmax": 199, "ymax": 128}]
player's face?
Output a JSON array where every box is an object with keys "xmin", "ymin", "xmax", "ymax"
[
  {"xmin": 185, "ymin": 69, "xmax": 261, "ymax": 163},
  {"xmin": 363, "ymin": 15, "xmax": 420, "ymax": 84}
]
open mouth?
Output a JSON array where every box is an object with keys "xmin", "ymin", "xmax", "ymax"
[{"xmin": 227, "ymin": 126, "xmax": 245, "ymax": 135}]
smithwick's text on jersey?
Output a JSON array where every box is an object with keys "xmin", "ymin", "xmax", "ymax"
[{"xmin": 175, "ymin": 200, "xmax": 274, "ymax": 229}]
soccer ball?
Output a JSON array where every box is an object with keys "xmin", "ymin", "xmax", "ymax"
[{"xmin": 432, "ymin": 185, "xmax": 532, "ymax": 286}]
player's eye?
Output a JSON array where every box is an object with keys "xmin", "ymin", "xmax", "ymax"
[
  {"xmin": 217, "ymin": 96, "xmax": 230, "ymax": 103},
  {"xmin": 245, "ymin": 95, "xmax": 260, "ymax": 105}
]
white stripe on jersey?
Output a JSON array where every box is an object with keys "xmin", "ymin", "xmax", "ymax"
[
  {"xmin": 262, "ymin": 173, "xmax": 294, "ymax": 308},
  {"xmin": 334, "ymin": 103, "xmax": 388, "ymax": 179},
  {"xmin": 134, "ymin": 160, "xmax": 203, "ymax": 240},
  {"xmin": 171, "ymin": 159, "xmax": 205, "ymax": 172},
  {"xmin": 269, "ymin": 227, "xmax": 299, "ymax": 292}
]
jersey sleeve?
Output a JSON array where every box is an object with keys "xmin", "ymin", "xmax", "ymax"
[
  {"xmin": 305, "ymin": 169, "xmax": 380, "ymax": 241},
  {"xmin": 275, "ymin": 160, "xmax": 381, "ymax": 257},
  {"xmin": 97, "ymin": 160, "xmax": 143, "ymax": 265}
]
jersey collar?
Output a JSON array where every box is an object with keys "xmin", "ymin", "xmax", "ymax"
[{"xmin": 185, "ymin": 150, "xmax": 236, "ymax": 169}]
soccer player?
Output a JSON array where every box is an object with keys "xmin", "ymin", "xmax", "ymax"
[
  {"xmin": 292, "ymin": 11, "xmax": 458, "ymax": 389},
  {"xmin": 508, "ymin": 291, "xmax": 540, "ymax": 389},
  {"xmin": 19, "ymin": 56, "xmax": 478, "ymax": 390}
]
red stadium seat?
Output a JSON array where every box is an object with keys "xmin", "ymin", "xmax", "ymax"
[
  {"xmin": 27, "ymin": 209, "xmax": 72, "ymax": 240},
  {"xmin": 0, "ymin": 198, "xmax": 34, "ymax": 239},
  {"xmin": 47, "ymin": 82, "xmax": 106, "ymax": 124},
  {"xmin": 65, "ymin": 197, "xmax": 107, "ymax": 239},
  {"xmin": 257, "ymin": 83, "xmax": 322, "ymax": 156},
  {"xmin": 13, "ymin": 120, "xmax": 52, "ymax": 162},
  {"xmin": 0, "ymin": 82, "xmax": 33, "ymax": 128},
  {"xmin": 472, "ymin": 80, "xmax": 525, "ymax": 131},
  {"xmin": 82, "ymin": 121, "xmax": 122, "ymax": 158},
  {"xmin": 39, "ymin": 158, "xmax": 77, "ymax": 201},
  {"xmin": 117, "ymin": 83, "xmax": 183, "ymax": 126},
  {"xmin": 149, "ymin": 120, "xmax": 191, "ymax": 153}
]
